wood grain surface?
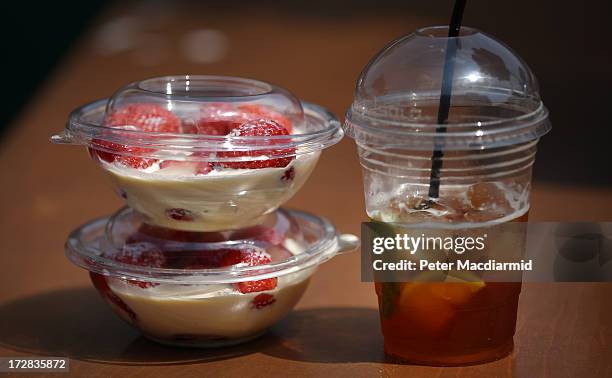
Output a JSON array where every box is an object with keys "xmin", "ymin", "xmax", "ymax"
[{"xmin": 0, "ymin": 2, "xmax": 610, "ymax": 377}]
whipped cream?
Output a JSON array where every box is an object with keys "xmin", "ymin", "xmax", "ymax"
[
  {"xmin": 101, "ymin": 151, "xmax": 320, "ymax": 231},
  {"xmin": 107, "ymin": 239, "xmax": 314, "ymax": 342}
]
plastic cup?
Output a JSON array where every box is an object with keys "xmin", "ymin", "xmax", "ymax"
[{"xmin": 344, "ymin": 26, "xmax": 551, "ymax": 365}]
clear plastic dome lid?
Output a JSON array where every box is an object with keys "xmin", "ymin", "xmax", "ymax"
[
  {"xmin": 52, "ymin": 75, "xmax": 343, "ymax": 160},
  {"xmin": 105, "ymin": 75, "xmax": 304, "ymax": 132},
  {"xmin": 344, "ymin": 26, "xmax": 551, "ymax": 150}
]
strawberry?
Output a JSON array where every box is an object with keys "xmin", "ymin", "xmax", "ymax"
[
  {"xmin": 252, "ymin": 293, "xmax": 276, "ymax": 309},
  {"xmin": 125, "ymin": 224, "xmax": 227, "ymax": 269},
  {"xmin": 187, "ymin": 103, "xmax": 244, "ymax": 136},
  {"xmin": 90, "ymin": 139, "xmax": 157, "ymax": 169},
  {"xmin": 190, "ymin": 103, "xmax": 292, "ymax": 139},
  {"xmin": 281, "ymin": 167, "xmax": 295, "ymax": 182},
  {"xmin": 90, "ymin": 272, "xmax": 138, "ymax": 322},
  {"xmin": 165, "ymin": 208, "xmax": 196, "ymax": 222},
  {"xmin": 110, "ymin": 243, "xmax": 166, "ymax": 288},
  {"xmin": 219, "ymin": 119, "xmax": 295, "ymax": 169},
  {"xmin": 218, "ymin": 247, "xmax": 278, "ymax": 294},
  {"xmin": 177, "ymin": 249, "xmax": 232, "ymax": 269},
  {"xmin": 220, "ymin": 248, "xmax": 273, "ymax": 266},
  {"xmin": 195, "ymin": 120, "xmax": 242, "ymax": 136},
  {"xmin": 237, "ymin": 278, "xmax": 277, "ymax": 294},
  {"xmin": 237, "ymin": 104, "xmax": 292, "ymax": 133},
  {"xmin": 159, "ymin": 160, "xmax": 214, "ymax": 175},
  {"xmin": 89, "ymin": 103, "xmax": 181, "ymax": 169},
  {"xmin": 105, "ymin": 103, "xmax": 181, "ymax": 133}
]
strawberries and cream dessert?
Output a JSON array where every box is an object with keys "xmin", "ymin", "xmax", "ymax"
[
  {"xmin": 54, "ymin": 76, "xmax": 342, "ymax": 231},
  {"xmin": 65, "ymin": 207, "xmax": 356, "ymax": 347},
  {"xmin": 90, "ymin": 234, "xmax": 313, "ymax": 345},
  {"xmin": 55, "ymin": 76, "xmax": 350, "ymax": 348},
  {"xmin": 90, "ymin": 102, "xmax": 319, "ymax": 231}
]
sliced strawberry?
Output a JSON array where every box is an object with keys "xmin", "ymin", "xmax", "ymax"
[
  {"xmin": 220, "ymin": 248, "xmax": 272, "ymax": 266},
  {"xmin": 281, "ymin": 167, "xmax": 295, "ymax": 182},
  {"xmin": 159, "ymin": 160, "xmax": 214, "ymax": 175},
  {"xmin": 237, "ymin": 278, "xmax": 277, "ymax": 294},
  {"xmin": 90, "ymin": 139, "xmax": 156, "ymax": 169},
  {"xmin": 196, "ymin": 119, "xmax": 242, "ymax": 136},
  {"xmin": 218, "ymin": 247, "xmax": 278, "ymax": 294},
  {"xmin": 178, "ymin": 249, "xmax": 232, "ymax": 269},
  {"xmin": 237, "ymin": 104, "xmax": 292, "ymax": 133},
  {"xmin": 219, "ymin": 119, "xmax": 295, "ymax": 169},
  {"xmin": 125, "ymin": 224, "xmax": 227, "ymax": 269},
  {"xmin": 188, "ymin": 103, "xmax": 244, "ymax": 136},
  {"xmin": 109, "ymin": 243, "xmax": 166, "ymax": 288},
  {"xmin": 165, "ymin": 208, "xmax": 195, "ymax": 222},
  {"xmin": 90, "ymin": 272, "xmax": 138, "ymax": 322},
  {"xmin": 105, "ymin": 103, "xmax": 181, "ymax": 133},
  {"xmin": 252, "ymin": 293, "xmax": 276, "ymax": 309},
  {"xmin": 195, "ymin": 162, "xmax": 214, "ymax": 175},
  {"xmin": 90, "ymin": 103, "xmax": 181, "ymax": 169}
]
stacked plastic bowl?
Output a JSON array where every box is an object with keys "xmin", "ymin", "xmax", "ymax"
[{"xmin": 52, "ymin": 75, "xmax": 357, "ymax": 347}]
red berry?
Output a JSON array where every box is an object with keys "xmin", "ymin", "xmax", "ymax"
[
  {"xmin": 189, "ymin": 103, "xmax": 244, "ymax": 135},
  {"xmin": 159, "ymin": 160, "xmax": 214, "ymax": 175},
  {"xmin": 90, "ymin": 103, "xmax": 181, "ymax": 169},
  {"xmin": 165, "ymin": 208, "xmax": 195, "ymax": 221},
  {"xmin": 105, "ymin": 103, "xmax": 181, "ymax": 133},
  {"xmin": 116, "ymin": 243, "xmax": 166, "ymax": 265},
  {"xmin": 127, "ymin": 224, "xmax": 227, "ymax": 269},
  {"xmin": 281, "ymin": 167, "xmax": 295, "ymax": 182},
  {"xmin": 179, "ymin": 249, "xmax": 232, "ymax": 269},
  {"xmin": 218, "ymin": 247, "xmax": 278, "ymax": 294},
  {"xmin": 90, "ymin": 272, "xmax": 138, "ymax": 321},
  {"xmin": 252, "ymin": 293, "xmax": 276, "ymax": 309},
  {"xmin": 237, "ymin": 278, "xmax": 278, "ymax": 294},
  {"xmin": 195, "ymin": 162, "xmax": 214, "ymax": 175},
  {"xmin": 219, "ymin": 119, "xmax": 295, "ymax": 169},
  {"xmin": 90, "ymin": 139, "xmax": 156, "ymax": 169},
  {"xmin": 111, "ymin": 243, "xmax": 166, "ymax": 288},
  {"xmin": 196, "ymin": 120, "xmax": 242, "ymax": 136},
  {"xmin": 237, "ymin": 104, "xmax": 292, "ymax": 133},
  {"xmin": 220, "ymin": 248, "xmax": 272, "ymax": 267}
]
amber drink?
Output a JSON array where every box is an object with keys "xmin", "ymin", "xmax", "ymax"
[{"xmin": 343, "ymin": 26, "xmax": 551, "ymax": 365}]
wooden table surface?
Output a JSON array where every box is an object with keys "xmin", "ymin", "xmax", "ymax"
[{"xmin": 0, "ymin": 3, "xmax": 611, "ymax": 377}]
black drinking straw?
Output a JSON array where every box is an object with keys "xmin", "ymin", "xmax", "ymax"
[{"xmin": 427, "ymin": 0, "xmax": 467, "ymax": 199}]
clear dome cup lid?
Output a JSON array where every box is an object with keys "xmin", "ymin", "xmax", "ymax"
[
  {"xmin": 52, "ymin": 76, "xmax": 343, "ymax": 161},
  {"xmin": 344, "ymin": 26, "xmax": 551, "ymax": 150},
  {"xmin": 65, "ymin": 207, "xmax": 358, "ymax": 284}
]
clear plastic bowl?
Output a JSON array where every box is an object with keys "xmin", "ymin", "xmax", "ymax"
[
  {"xmin": 65, "ymin": 206, "xmax": 358, "ymax": 347},
  {"xmin": 52, "ymin": 76, "xmax": 343, "ymax": 231}
]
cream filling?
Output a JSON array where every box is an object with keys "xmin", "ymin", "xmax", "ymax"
[{"xmin": 102, "ymin": 151, "xmax": 320, "ymax": 231}]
